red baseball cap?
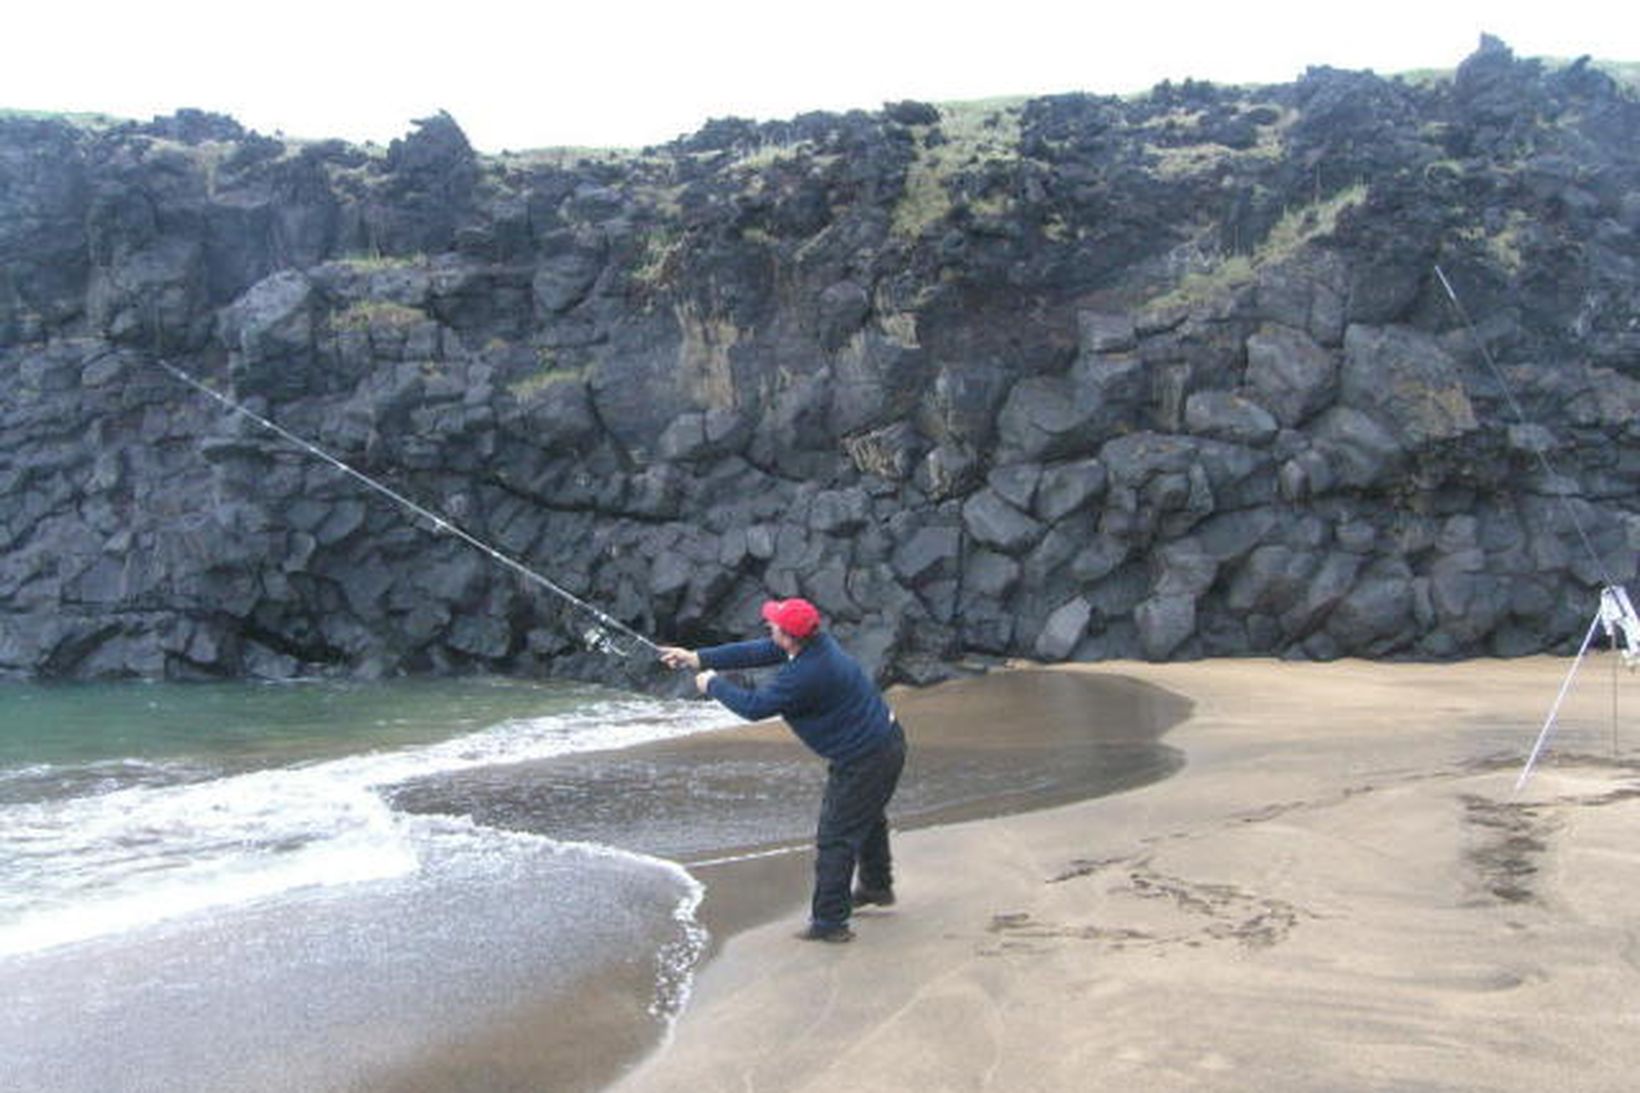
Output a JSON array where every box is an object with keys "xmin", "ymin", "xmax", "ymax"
[{"xmin": 761, "ymin": 598, "xmax": 821, "ymax": 639}]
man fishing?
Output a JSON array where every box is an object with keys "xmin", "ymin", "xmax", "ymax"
[{"xmin": 659, "ymin": 598, "xmax": 906, "ymax": 943}]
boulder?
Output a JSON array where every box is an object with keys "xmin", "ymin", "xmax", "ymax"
[
  {"xmin": 222, "ymin": 271, "xmax": 318, "ymax": 397},
  {"xmin": 1245, "ymin": 325, "xmax": 1338, "ymax": 427},
  {"xmin": 919, "ymin": 361, "xmax": 1012, "ymax": 449},
  {"xmin": 1035, "ymin": 597, "xmax": 1092, "ymax": 661},
  {"xmin": 816, "ymin": 279, "xmax": 870, "ymax": 351},
  {"xmin": 1135, "ymin": 594, "xmax": 1195, "ymax": 660},
  {"xmin": 1310, "ymin": 406, "xmax": 1404, "ymax": 488},
  {"xmin": 915, "ymin": 442, "xmax": 982, "ymax": 500},
  {"xmin": 891, "ymin": 525, "xmax": 961, "ymax": 586},
  {"xmin": 1077, "ymin": 311, "xmax": 1137, "ymax": 354},
  {"xmin": 532, "ymin": 247, "xmax": 604, "ymax": 314},
  {"xmin": 962, "ymin": 549, "xmax": 1021, "ymax": 599},
  {"xmin": 961, "ymin": 489, "xmax": 1045, "ymax": 556},
  {"xmin": 987, "ymin": 463, "xmax": 1041, "ymax": 511},
  {"xmin": 446, "ymin": 614, "xmax": 512, "ymax": 659},
  {"xmin": 1340, "ymin": 324, "xmax": 1478, "ymax": 446},
  {"xmin": 1152, "ymin": 541, "xmax": 1219, "ymax": 598},
  {"xmin": 828, "ymin": 334, "xmax": 929, "ymax": 436},
  {"xmin": 994, "ymin": 376, "xmax": 1085, "ymax": 463},
  {"xmin": 809, "ymin": 487, "xmax": 872, "ymax": 535},
  {"xmin": 1253, "ymin": 249, "xmax": 1350, "ymax": 346},
  {"xmin": 1279, "ymin": 552, "xmax": 1363, "ymax": 636},
  {"xmin": 1227, "ymin": 545, "xmax": 1317, "ymax": 615},
  {"xmin": 1034, "ymin": 459, "xmax": 1106, "ymax": 523},
  {"xmin": 1184, "ymin": 390, "xmax": 1279, "ymax": 444}
]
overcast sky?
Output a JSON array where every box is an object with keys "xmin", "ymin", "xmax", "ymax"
[{"xmin": 5, "ymin": 1, "xmax": 1635, "ymax": 152}]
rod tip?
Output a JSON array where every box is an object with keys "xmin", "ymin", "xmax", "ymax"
[{"xmin": 1432, "ymin": 264, "xmax": 1458, "ymax": 302}]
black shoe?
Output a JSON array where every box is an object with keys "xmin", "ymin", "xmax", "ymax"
[
  {"xmin": 852, "ymin": 885, "xmax": 895, "ymax": 908},
  {"xmin": 795, "ymin": 924, "xmax": 854, "ymax": 943}
]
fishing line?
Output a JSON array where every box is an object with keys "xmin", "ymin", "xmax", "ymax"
[
  {"xmin": 154, "ymin": 358, "xmax": 662, "ymax": 659},
  {"xmin": 1433, "ymin": 265, "xmax": 1614, "ymax": 587}
]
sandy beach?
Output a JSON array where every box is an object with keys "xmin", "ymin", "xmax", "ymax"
[
  {"xmin": 613, "ymin": 656, "xmax": 1640, "ymax": 1093},
  {"xmin": 371, "ymin": 667, "xmax": 1186, "ymax": 1093}
]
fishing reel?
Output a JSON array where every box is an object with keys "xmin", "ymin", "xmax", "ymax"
[
  {"xmin": 1600, "ymin": 585, "xmax": 1640, "ymax": 669},
  {"xmin": 582, "ymin": 625, "xmax": 647, "ymax": 659}
]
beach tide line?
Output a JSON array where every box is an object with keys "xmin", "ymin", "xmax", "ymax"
[
  {"xmin": 546, "ymin": 832, "xmax": 714, "ymax": 1029},
  {"xmin": 0, "ymin": 693, "xmax": 737, "ymax": 961}
]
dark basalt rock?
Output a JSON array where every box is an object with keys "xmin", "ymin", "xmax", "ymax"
[{"xmin": 2, "ymin": 37, "xmax": 1638, "ymax": 687}]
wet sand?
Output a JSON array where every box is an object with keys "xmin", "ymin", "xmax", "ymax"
[
  {"xmin": 612, "ymin": 656, "xmax": 1640, "ymax": 1093},
  {"xmin": 679, "ymin": 668, "xmax": 1190, "ymax": 943},
  {"xmin": 375, "ymin": 667, "xmax": 1188, "ymax": 1092}
]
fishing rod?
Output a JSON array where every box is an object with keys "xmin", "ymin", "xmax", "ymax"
[
  {"xmin": 1433, "ymin": 265, "xmax": 1615, "ymax": 588},
  {"xmin": 1433, "ymin": 265, "xmax": 1637, "ymax": 662},
  {"xmin": 154, "ymin": 358, "xmax": 663, "ymax": 660},
  {"xmin": 1432, "ymin": 267, "xmax": 1639, "ymax": 791}
]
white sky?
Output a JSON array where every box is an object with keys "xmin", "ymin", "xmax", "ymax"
[{"xmin": 5, "ymin": 2, "xmax": 1636, "ymax": 152}]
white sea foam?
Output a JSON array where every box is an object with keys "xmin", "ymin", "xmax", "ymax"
[
  {"xmin": 0, "ymin": 694, "xmax": 736, "ymax": 960},
  {"xmin": 550, "ymin": 833, "xmax": 714, "ymax": 1023},
  {"xmin": 651, "ymin": 862, "xmax": 711, "ymax": 1025}
]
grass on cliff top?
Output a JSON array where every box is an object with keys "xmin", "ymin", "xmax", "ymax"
[
  {"xmin": 497, "ymin": 145, "xmax": 660, "ymax": 168},
  {"xmin": 1148, "ymin": 182, "xmax": 1368, "ymax": 311},
  {"xmin": 508, "ymin": 350, "xmax": 591, "ymax": 399},
  {"xmin": 891, "ymin": 98, "xmax": 1028, "ymax": 239},
  {"xmin": 1586, "ymin": 59, "xmax": 1640, "ymax": 89},
  {"xmin": 332, "ymin": 252, "xmax": 429, "ymax": 272},
  {"xmin": 0, "ymin": 107, "xmax": 125, "ymax": 128},
  {"xmin": 1458, "ymin": 208, "xmax": 1534, "ymax": 274},
  {"xmin": 330, "ymin": 300, "xmax": 428, "ymax": 331},
  {"xmin": 1398, "ymin": 56, "xmax": 1639, "ymax": 89},
  {"xmin": 1143, "ymin": 104, "xmax": 1296, "ymax": 180}
]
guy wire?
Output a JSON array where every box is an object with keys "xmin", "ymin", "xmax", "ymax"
[{"xmin": 154, "ymin": 358, "xmax": 662, "ymax": 658}]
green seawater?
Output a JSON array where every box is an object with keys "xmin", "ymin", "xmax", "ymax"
[{"xmin": 0, "ymin": 677, "xmax": 606, "ymax": 777}]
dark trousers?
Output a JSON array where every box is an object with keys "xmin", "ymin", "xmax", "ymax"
[{"xmin": 812, "ymin": 721, "xmax": 906, "ymax": 929}]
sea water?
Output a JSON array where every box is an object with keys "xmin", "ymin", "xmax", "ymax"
[{"xmin": 0, "ymin": 678, "xmax": 738, "ymax": 1092}]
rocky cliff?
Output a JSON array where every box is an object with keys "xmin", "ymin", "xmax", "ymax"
[{"xmin": 3, "ymin": 37, "xmax": 1638, "ymax": 687}]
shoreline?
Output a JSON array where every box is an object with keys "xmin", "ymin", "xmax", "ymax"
[
  {"xmin": 689, "ymin": 668, "xmax": 1192, "ymax": 938},
  {"xmin": 372, "ymin": 666, "xmax": 1192, "ymax": 1092},
  {"xmin": 611, "ymin": 656, "xmax": 1640, "ymax": 1093}
]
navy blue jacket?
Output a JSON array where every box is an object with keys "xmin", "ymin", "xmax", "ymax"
[{"xmin": 700, "ymin": 633, "xmax": 895, "ymax": 763}]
